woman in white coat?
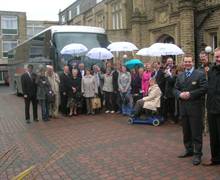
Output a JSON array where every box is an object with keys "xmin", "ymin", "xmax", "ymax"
[
  {"xmin": 132, "ymin": 77, "xmax": 162, "ymax": 117},
  {"xmin": 81, "ymin": 69, "xmax": 98, "ymax": 115}
]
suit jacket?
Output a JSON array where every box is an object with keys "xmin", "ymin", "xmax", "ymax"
[
  {"xmin": 207, "ymin": 64, "xmax": 220, "ymax": 114},
  {"xmin": 21, "ymin": 72, "xmax": 37, "ymax": 97},
  {"xmin": 59, "ymin": 72, "xmax": 71, "ymax": 93},
  {"xmin": 174, "ymin": 69, "xmax": 207, "ymax": 116}
]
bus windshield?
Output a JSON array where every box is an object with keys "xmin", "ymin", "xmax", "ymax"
[
  {"xmin": 53, "ymin": 32, "xmax": 109, "ymax": 52},
  {"xmin": 53, "ymin": 32, "xmax": 110, "ymax": 70}
]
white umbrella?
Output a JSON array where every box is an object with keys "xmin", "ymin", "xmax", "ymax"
[
  {"xmin": 86, "ymin": 48, "xmax": 113, "ymax": 60},
  {"xmin": 137, "ymin": 43, "xmax": 184, "ymax": 57},
  {"xmin": 60, "ymin": 43, "xmax": 88, "ymax": 56},
  {"xmin": 107, "ymin": 41, "xmax": 138, "ymax": 52},
  {"xmin": 136, "ymin": 48, "xmax": 151, "ymax": 56}
]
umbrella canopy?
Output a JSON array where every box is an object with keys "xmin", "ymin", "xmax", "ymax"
[
  {"xmin": 86, "ymin": 47, "xmax": 113, "ymax": 60},
  {"xmin": 107, "ymin": 41, "xmax": 138, "ymax": 52},
  {"xmin": 60, "ymin": 43, "xmax": 88, "ymax": 56},
  {"xmin": 137, "ymin": 43, "xmax": 184, "ymax": 57},
  {"xmin": 125, "ymin": 59, "xmax": 144, "ymax": 69},
  {"xmin": 136, "ymin": 48, "xmax": 151, "ymax": 56}
]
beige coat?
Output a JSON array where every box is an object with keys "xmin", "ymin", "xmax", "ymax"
[
  {"xmin": 143, "ymin": 84, "xmax": 162, "ymax": 111},
  {"xmin": 81, "ymin": 75, "xmax": 98, "ymax": 98}
]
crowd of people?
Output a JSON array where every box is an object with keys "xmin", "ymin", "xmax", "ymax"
[{"xmin": 20, "ymin": 48, "xmax": 220, "ymax": 167}]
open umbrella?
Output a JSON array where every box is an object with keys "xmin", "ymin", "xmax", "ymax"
[
  {"xmin": 86, "ymin": 47, "xmax": 113, "ymax": 60},
  {"xmin": 60, "ymin": 43, "xmax": 88, "ymax": 56},
  {"xmin": 125, "ymin": 59, "xmax": 144, "ymax": 69},
  {"xmin": 136, "ymin": 48, "xmax": 151, "ymax": 56},
  {"xmin": 107, "ymin": 42, "xmax": 138, "ymax": 52},
  {"xmin": 137, "ymin": 43, "xmax": 184, "ymax": 57}
]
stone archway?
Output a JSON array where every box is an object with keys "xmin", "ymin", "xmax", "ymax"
[
  {"xmin": 156, "ymin": 34, "xmax": 176, "ymax": 64},
  {"xmin": 157, "ymin": 34, "xmax": 175, "ymax": 44}
]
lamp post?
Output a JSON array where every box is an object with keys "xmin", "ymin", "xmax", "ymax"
[
  {"xmin": 205, "ymin": 46, "xmax": 212, "ymax": 63},
  {"xmin": 203, "ymin": 46, "xmax": 212, "ymax": 136}
]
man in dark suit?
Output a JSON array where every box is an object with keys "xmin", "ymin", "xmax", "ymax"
[
  {"xmin": 21, "ymin": 64, "xmax": 38, "ymax": 123},
  {"xmin": 174, "ymin": 54, "xmax": 208, "ymax": 165},
  {"xmin": 203, "ymin": 48, "xmax": 220, "ymax": 166},
  {"xmin": 77, "ymin": 63, "xmax": 85, "ymax": 78},
  {"xmin": 59, "ymin": 65, "xmax": 70, "ymax": 116},
  {"xmin": 151, "ymin": 61, "xmax": 166, "ymax": 117}
]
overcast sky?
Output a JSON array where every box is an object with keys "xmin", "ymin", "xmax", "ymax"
[{"xmin": 0, "ymin": 0, "xmax": 76, "ymax": 21}]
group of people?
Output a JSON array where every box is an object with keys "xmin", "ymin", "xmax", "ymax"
[{"xmin": 21, "ymin": 48, "xmax": 220, "ymax": 167}]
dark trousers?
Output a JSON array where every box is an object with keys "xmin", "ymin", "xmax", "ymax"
[
  {"xmin": 24, "ymin": 96, "xmax": 38, "ymax": 120},
  {"xmin": 98, "ymin": 87, "xmax": 104, "ymax": 109},
  {"xmin": 207, "ymin": 113, "xmax": 220, "ymax": 163},
  {"xmin": 112, "ymin": 92, "xmax": 121, "ymax": 112},
  {"xmin": 134, "ymin": 99, "xmax": 153, "ymax": 117},
  {"xmin": 60, "ymin": 93, "xmax": 68, "ymax": 115},
  {"xmin": 163, "ymin": 97, "xmax": 176, "ymax": 121},
  {"xmin": 181, "ymin": 106, "xmax": 203, "ymax": 156},
  {"xmin": 104, "ymin": 92, "xmax": 113, "ymax": 111},
  {"xmin": 39, "ymin": 99, "xmax": 49, "ymax": 120},
  {"xmin": 134, "ymin": 99, "xmax": 144, "ymax": 116}
]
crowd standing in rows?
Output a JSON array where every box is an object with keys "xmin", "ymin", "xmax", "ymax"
[{"xmin": 21, "ymin": 48, "xmax": 220, "ymax": 167}]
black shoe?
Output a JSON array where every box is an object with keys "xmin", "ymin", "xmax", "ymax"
[
  {"xmin": 202, "ymin": 161, "xmax": 220, "ymax": 166},
  {"xmin": 34, "ymin": 118, "xmax": 39, "ymax": 122},
  {"xmin": 178, "ymin": 151, "xmax": 193, "ymax": 158},
  {"xmin": 192, "ymin": 156, "xmax": 201, "ymax": 165},
  {"xmin": 26, "ymin": 119, "xmax": 30, "ymax": 124}
]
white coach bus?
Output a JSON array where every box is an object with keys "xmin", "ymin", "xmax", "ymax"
[{"xmin": 8, "ymin": 25, "xmax": 110, "ymax": 95}]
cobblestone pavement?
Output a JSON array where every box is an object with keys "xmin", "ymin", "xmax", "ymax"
[{"xmin": 0, "ymin": 87, "xmax": 219, "ymax": 180}]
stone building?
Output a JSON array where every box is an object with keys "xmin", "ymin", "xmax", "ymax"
[
  {"xmin": 0, "ymin": 11, "xmax": 26, "ymax": 84},
  {"xmin": 59, "ymin": 0, "xmax": 220, "ymax": 64}
]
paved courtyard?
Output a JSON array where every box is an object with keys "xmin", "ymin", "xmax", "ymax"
[{"xmin": 0, "ymin": 86, "xmax": 219, "ymax": 180}]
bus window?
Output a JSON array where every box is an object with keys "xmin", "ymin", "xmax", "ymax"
[
  {"xmin": 54, "ymin": 32, "xmax": 109, "ymax": 70},
  {"xmin": 53, "ymin": 32, "xmax": 109, "ymax": 52}
]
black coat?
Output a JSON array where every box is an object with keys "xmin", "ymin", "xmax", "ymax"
[
  {"xmin": 59, "ymin": 73, "xmax": 71, "ymax": 93},
  {"xmin": 21, "ymin": 72, "xmax": 37, "ymax": 97},
  {"xmin": 68, "ymin": 77, "xmax": 81, "ymax": 98},
  {"xmin": 112, "ymin": 70, "xmax": 119, "ymax": 92},
  {"xmin": 36, "ymin": 75, "xmax": 51, "ymax": 100},
  {"xmin": 164, "ymin": 75, "xmax": 176, "ymax": 98},
  {"xmin": 152, "ymin": 69, "xmax": 166, "ymax": 94},
  {"xmin": 131, "ymin": 74, "xmax": 142, "ymax": 94},
  {"xmin": 174, "ymin": 69, "xmax": 208, "ymax": 116},
  {"xmin": 207, "ymin": 65, "xmax": 220, "ymax": 114}
]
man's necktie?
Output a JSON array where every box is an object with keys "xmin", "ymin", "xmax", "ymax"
[{"xmin": 185, "ymin": 71, "xmax": 191, "ymax": 78}]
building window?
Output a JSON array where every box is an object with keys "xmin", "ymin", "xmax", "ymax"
[
  {"xmin": 76, "ymin": 5, "xmax": 80, "ymax": 15},
  {"xmin": 61, "ymin": 15, "xmax": 66, "ymax": 24},
  {"xmin": 97, "ymin": 14, "xmax": 104, "ymax": 28},
  {"xmin": 112, "ymin": 2, "xmax": 123, "ymax": 30},
  {"xmin": 2, "ymin": 41, "xmax": 17, "ymax": 58},
  {"xmin": 1, "ymin": 16, "xmax": 18, "ymax": 35},
  {"xmin": 68, "ymin": 10, "xmax": 72, "ymax": 20},
  {"xmin": 27, "ymin": 25, "xmax": 45, "ymax": 39},
  {"xmin": 96, "ymin": 0, "xmax": 103, "ymax": 3},
  {"xmin": 211, "ymin": 32, "xmax": 218, "ymax": 50}
]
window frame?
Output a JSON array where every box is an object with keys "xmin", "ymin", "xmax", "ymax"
[
  {"xmin": 1, "ymin": 15, "xmax": 18, "ymax": 35},
  {"xmin": 2, "ymin": 40, "xmax": 18, "ymax": 58}
]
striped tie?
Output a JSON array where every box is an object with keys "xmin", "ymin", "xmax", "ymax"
[{"xmin": 185, "ymin": 71, "xmax": 191, "ymax": 78}]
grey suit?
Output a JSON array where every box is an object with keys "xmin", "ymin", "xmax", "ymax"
[{"xmin": 174, "ymin": 69, "xmax": 208, "ymax": 156}]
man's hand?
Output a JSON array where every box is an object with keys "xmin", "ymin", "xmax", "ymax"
[
  {"xmin": 24, "ymin": 94, "xmax": 28, "ymax": 98},
  {"xmin": 204, "ymin": 66, "xmax": 209, "ymax": 74},
  {"xmin": 63, "ymin": 92, "xmax": 66, "ymax": 95},
  {"xmin": 179, "ymin": 92, "xmax": 190, "ymax": 100}
]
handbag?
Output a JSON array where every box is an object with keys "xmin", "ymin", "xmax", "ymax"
[{"xmin": 91, "ymin": 96, "xmax": 101, "ymax": 109}]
